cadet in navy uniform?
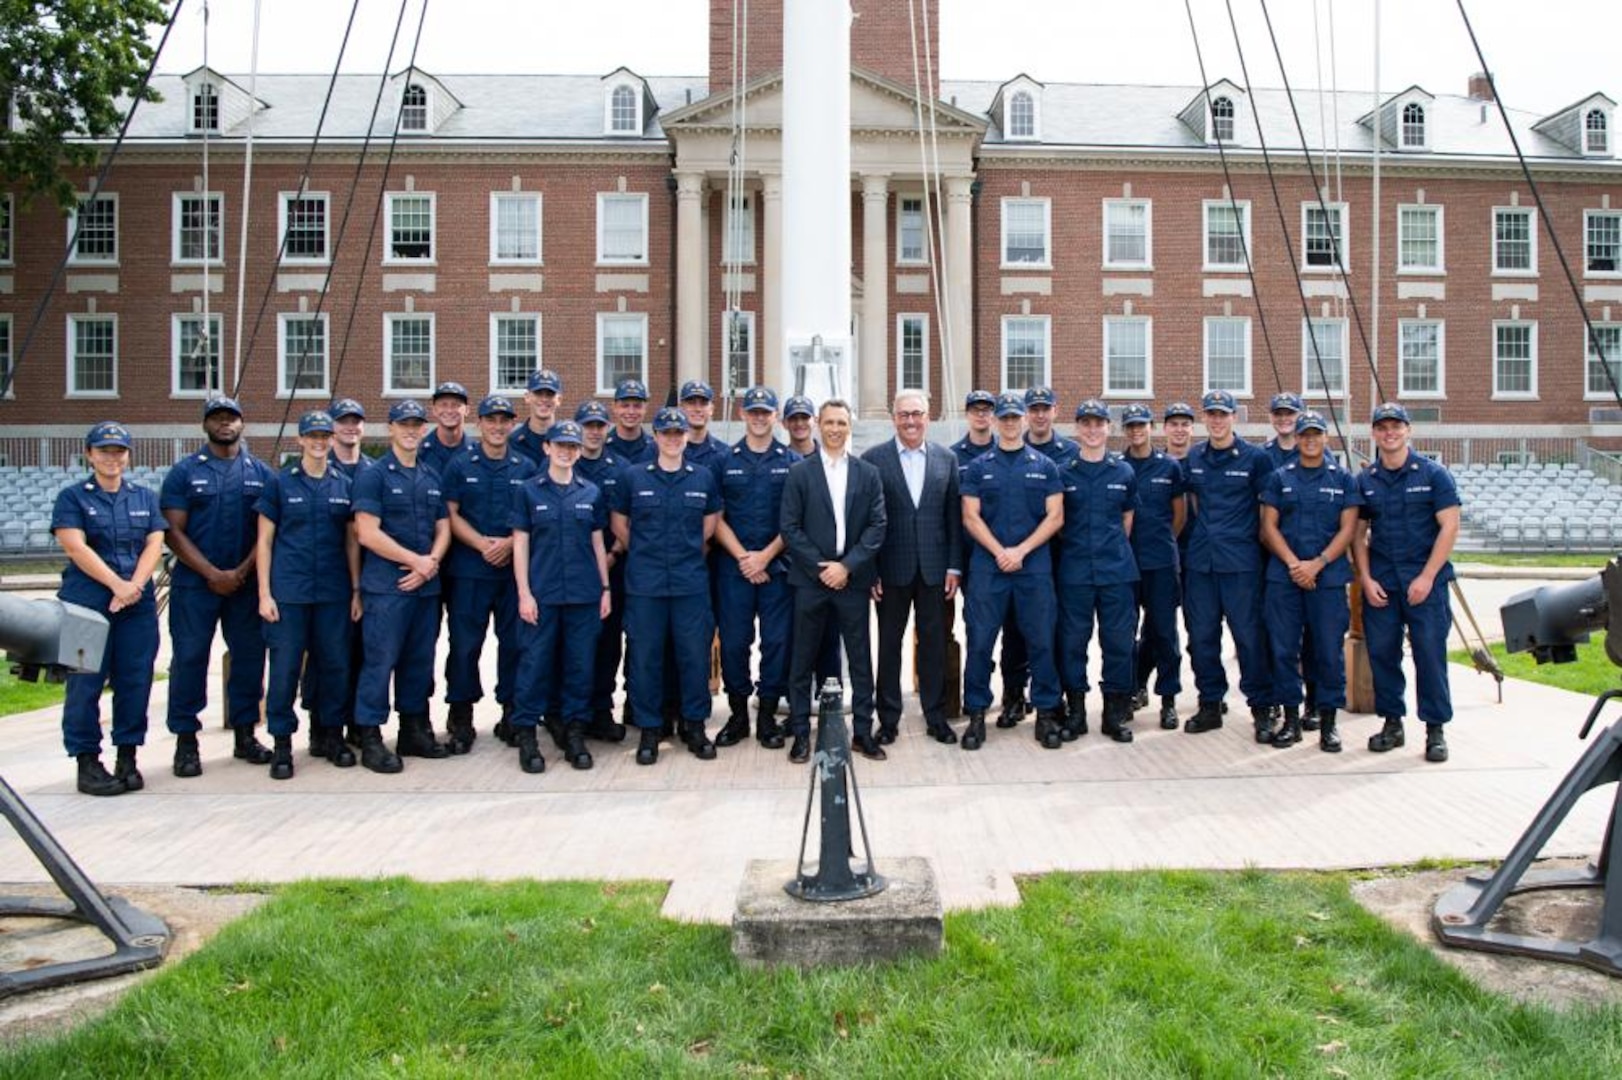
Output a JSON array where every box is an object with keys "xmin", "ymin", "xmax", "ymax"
[
  {"xmin": 314, "ymin": 398, "xmax": 373, "ymax": 749},
  {"xmin": 1121, "ymin": 404, "xmax": 1186, "ymax": 730},
  {"xmin": 1181, "ymin": 389, "xmax": 1276, "ymax": 740},
  {"xmin": 573, "ymin": 400, "xmax": 631, "ymax": 743},
  {"xmin": 606, "ymin": 378, "xmax": 653, "ymax": 464},
  {"xmin": 959, "ymin": 393, "xmax": 1065, "ymax": 752},
  {"xmin": 513, "ymin": 421, "xmax": 612, "ymax": 774},
  {"xmin": 255, "ymin": 412, "xmax": 360, "ymax": 779},
  {"xmin": 509, "ymin": 369, "xmax": 563, "ymax": 469},
  {"xmin": 161, "ymin": 396, "xmax": 274, "ymax": 778},
  {"xmin": 679, "ymin": 380, "xmax": 729, "ymax": 468},
  {"xmin": 441, "ymin": 395, "xmax": 537, "ymax": 753},
  {"xmin": 711, "ymin": 387, "xmax": 800, "ymax": 749},
  {"xmin": 52, "ymin": 422, "xmax": 166, "ymax": 796},
  {"xmin": 1262, "ymin": 392, "xmax": 1303, "ymax": 470},
  {"xmin": 351, "ymin": 400, "xmax": 453, "ymax": 771},
  {"xmin": 418, "ymin": 381, "xmax": 471, "ymax": 477},
  {"xmin": 1023, "ymin": 386, "xmax": 1080, "ymax": 468},
  {"xmin": 1054, "ymin": 400, "xmax": 1141, "ymax": 745},
  {"xmin": 949, "ymin": 389, "xmax": 997, "ymax": 466},
  {"xmin": 610, "ymin": 407, "xmax": 723, "ymax": 765},
  {"xmin": 1136, "ymin": 400, "xmax": 1198, "ymax": 710},
  {"xmin": 1352, "ymin": 402, "xmax": 1461, "ymax": 763},
  {"xmin": 950, "ymin": 389, "xmax": 1013, "ymax": 721},
  {"xmin": 1259, "ymin": 411, "xmax": 1361, "ymax": 751}
]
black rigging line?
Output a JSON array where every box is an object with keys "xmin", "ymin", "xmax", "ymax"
[
  {"xmin": 1453, "ymin": 0, "xmax": 1622, "ymax": 413},
  {"xmin": 4, "ymin": 0, "xmax": 188, "ymax": 398}
]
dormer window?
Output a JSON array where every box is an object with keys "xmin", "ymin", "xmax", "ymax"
[
  {"xmin": 609, "ymin": 85, "xmax": 639, "ymax": 134},
  {"xmin": 1211, "ymin": 96, "xmax": 1235, "ymax": 142},
  {"xmin": 1401, "ymin": 101, "xmax": 1426, "ymax": 148},
  {"xmin": 400, "ymin": 84, "xmax": 428, "ymax": 132},
  {"xmin": 1008, "ymin": 90, "xmax": 1036, "ymax": 139},
  {"xmin": 192, "ymin": 82, "xmax": 219, "ymax": 133},
  {"xmin": 1587, "ymin": 109, "xmax": 1609, "ymax": 155}
]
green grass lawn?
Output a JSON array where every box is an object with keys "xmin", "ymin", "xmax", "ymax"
[
  {"xmin": 0, "ymin": 666, "xmax": 67, "ymax": 717},
  {"xmin": 4, "ymin": 873, "xmax": 1620, "ymax": 1076},
  {"xmin": 1455, "ymin": 552, "xmax": 1615, "ymax": 569},
  {"xmin": 1451, "ymin": 631, "xmax": 1620, "ymax": 698}
]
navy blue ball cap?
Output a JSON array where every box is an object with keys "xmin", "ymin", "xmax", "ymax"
[
  {"xmin": 782, "ymin": 395, "xmax": 815, "ymax": 419},
  {"xmin": 964, "ymin": 389, "xmax": 996, "ymax": 409},
  {"xmin": 1023, "ymin": 386, "xmax": 1057, "ymax": 407},
  {"xmin": 85, "ymin": 421, "xmax": 132, "ymax": 449},
  {"xmin": 652, "ymin": 406, "xmax": 690, "ymax": 432},
  {"xmin": 679, "ymin": 379, "xmax": 714, "ymax": 402},
  {"xmin": 1120, "ymin": 403, "xmax": 1154, "ymax": 426},
  {"xmin": 546, "ymin": 420, "xmax": 584, "ymax": 446},
  {"xmin": 203, "ymin": 395, "xmax": 242, "ymax": 418},
  {"xmin": 994, "ymin": 392, "xmax": 1027, "ymax": 418},
  {"xmin": 1201, "ymin": 389, "xmax": 1238, "ymax": 414},
  {"xmin": 298, "ymin": 411, "xmax": 335, "ymax": 436},
  {"xmin": 1164, "ymin": 401, "xmax": 1196, "ymax": 421},
  {"xmin": 388, "ymin": 399, "xmax": 429, "ymax": 424},
  {"xmin": 527, "ymin": 369, "xmax": 562, "ymax": 394},
  {"xmin": 574, "ymin": 400, "xmax": 611, "ymax": 425},
  {"xmin": 1295, "ymin": 410, "xmax": 1329, "ymax": 434},
  {"xmin": 1371, "ymin": 401, "xmax": 1411, "ymax": 425},
  {"xmin": 329, "ymin": 397, "xmax": 366, "ymax": 420},
  {"xmin": 742, "ymin": 386, "xmax": 779, "ymax": 412},
  {"xmin": 478, "ymin": 394, "xmax": 516, "ymax": 418},
  {"xmin": 1269, "ymin": 391, "xmax": 1304, "ymax": 414},
  {"xmin": 1075, "ymin": 398, "xmax": 1112, "ymax": 421},
  {"xmin": 614, "ymin": 378, "xmax": 650, "ymax": 402},
  {"xmin": 432, "ymin": 381, "xmax": 470, "ymax": 402}
]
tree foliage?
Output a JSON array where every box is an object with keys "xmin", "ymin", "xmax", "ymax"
[{"xmin": 0, "ymin": 0, "xmax": 172, "ymax": 213}]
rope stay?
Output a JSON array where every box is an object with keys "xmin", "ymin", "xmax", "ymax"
[
  {"xmin": 230, "ymin": 0, "xmax": 263, "ymax": 389},
  {"xmin": 906, "ymin": 0, "xmax": 955, "ymax": 416}
]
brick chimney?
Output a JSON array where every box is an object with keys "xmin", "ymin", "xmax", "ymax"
[
  {"xmin": 1468, "ymin": 72, "xmax": 1495, "ymax": 102},
  {"xmin": 709, "ymin": 0, "xmax": 939, "ymax": 98}
]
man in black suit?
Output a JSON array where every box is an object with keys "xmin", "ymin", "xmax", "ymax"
[
  {"xmin": 780, "ymin": 399, "xmax": 888, "ymax": 764},
  {"xmin": 862, "ymin": 390, "xmax": 962, "ymax": 747}
]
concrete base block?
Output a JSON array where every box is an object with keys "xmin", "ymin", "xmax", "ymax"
[{"xmin": 731, "ymin": 856, "xmax": 944, "ymax": 968}]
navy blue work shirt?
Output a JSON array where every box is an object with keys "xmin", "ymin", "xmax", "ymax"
[
  {"xmin": 1263, "ymin": 438, "xmax": 1300, "ymax": 472},
  {"xmin": 712, "ymin": 441, "xmax": 800, "ymax": 574},
  {"xmin": 511, "ymin": 474, "xmax": 607, "ymax": 606},
  {"xmin": 51, "ymin": 478, "xmax": 164, "ymax": 609},
  {"xmin": 1261, "ymin": 460, "xmax": 1363, "ymax": 587},
  {"xmin": 1027, "ymin": 433, "xmax": 1080, "ymax": 469},
  {"xmin": 159, "ymin": 445, "xmax": 273, "ymax": 589},
  {"xmin": 1124, "ymin": 449, "xmax": 1186, "ymax": 572},
  {"xmin": 350, "ymin": 451, "xmax": 448, "ymax": 596},
  {"xmin": 255, "ymin": 464, "xmax": 354, "ymax": 605},
  {"xmin": 1358, "ymin": 450, "xmax": 1461, "ymax": 586},
  {"xmin": 606, "ymin": 429, "xmax": 653, "ymax": 465},
  {"xmin": 417, "ymin": 429, "xmax": 470, "ymax": 479},
  {"xmin": 610, "ymin": 461, "xmax": 721, "ymax": 597},
  {"xmin": 683, "ymin": 433, "xmax": 730, "ymax": 471},
  {"xmin": 508, "ymin": 423, "xmax": 552, "ymax": 469},
  {"xmin": 1183, "ymin": 437, "xmax": 1272, "ymax": 574},
  {"xmin": 950, "ymin": 435, "xmax": 997, "ymax": 471},
  {"xmin": 328, "ymin": 452, "xmax": 375, "ymax": 483},
  {"xmin": 441, "ymin": 446, "xmax": 537, "ymax": 581},
  {"xmin": 1057, "ymin": 453, "xmax": 1141, "ymax": 586},
  {"xmin": 960, "ymin": 446, "xmax": 1063, "ymax": 577}
]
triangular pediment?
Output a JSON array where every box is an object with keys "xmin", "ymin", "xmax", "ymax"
[{"xmin": 663, "ymin": 66, "xmax": 987, "ymax": 136}]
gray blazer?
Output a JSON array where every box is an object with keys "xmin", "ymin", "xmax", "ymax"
[{"xmin": 862, "ymin": 438, "xmax": 962, "ymax": 588}]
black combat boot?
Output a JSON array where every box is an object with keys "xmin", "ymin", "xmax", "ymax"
[
  {"xmin": 269, "ymin": 734, "xmax": 295, "ymax": 780},
  {"xmin": 961, "ymin": 710, "xmax": 987, "ymax": 751},
  {"xmin": 1034, "ymin": 707, "xmax": 1064, "ymax": 750},
  {"xmin": 543, "ymin": 714, "xmax": 568, "ymax": 751},
  {"xmin": 716, "ymin": 694, "xmax": 751, "ymax": 748},
  {"xmin": 1101, "ymin": 695, "xmax": 1134, "ymax": 744},
  {"xmin": 1271, "ymin": 706, "xmax": 1302, "ymax": 749},
  {"xmin": 1425, "ymin": 724, "xmax": 1448, "ymax": 763},
  {"xmin": 1317, "ymin": 708, "xmax": 1342, "ymax": 753},
  {"xmin": 755, "ymin": 697, "xmax": 785, "ymax": 749},
  {"xmin": 396, "ymin": 712, "xmax": 450, "ymax": 759},
  {"xmin": 635, "ymin": 726, "xmax": 661, "ymax": 766},
  {"xmin": 77, "ymin": 753, "xmax": 125, "ymax": 797},
  {"xmin": 996, "ymin": 693, "xmax": 1027, "ymax": 729},
  {"xmin": 515, "ymin": 727, "xmax": 546, "ymax": 774},
  {"xmin": 358, "ymin": 726, "xmax": 403, "ymax": 774},
  {"xmin": 1158, "ymin": 695, "xmax": 1179, "ymax": 730},
  {"xmin": 1250, "ymin": 706, "xmax": 1277, "ymax": 745},
  {"xmin": 1061, "ymin": 689, "xmax": 1087, "ymax": 741},
  {"xmin": 585, "ymin": 708, "xmax": 627, "ymax": 743},
  {"xmin": 1368, "ymin": 716, "xmax": 1405, "ymax": 753},
  {"xmin": 564, "ymin": 726, "xmax": 594, "ymax": 770},
  {"xmin": 446, "ymin": 702, "xmax": 475, "ymax": 755},
  {"xmin": 233, "ymin": 724, "xmax": 274, "ymax": 764},
  {"xmin": 172, "ymin": 732, "xmax": 203, "ymax": 778},
  {"xmin": 113, "ymin": 745, "xmax": 144, "ymax": 792},
  {"xmin": 314, "ymin": 725, "xmax": 356, "ymax": 767},
  {"xmin": 1131, "ymin": 688, "xmax": 1150, "ymax": 712},
  {"xmin": 494, "ymin": 705, "xmax": 518, "ymax": 747},
  {"xmin": 1183, "ymin": 701, "xmax": 1224, "ymax": 734},
  {"xmin": 680, "ymin": 720, "xmax": 717, "ymax": 760}
]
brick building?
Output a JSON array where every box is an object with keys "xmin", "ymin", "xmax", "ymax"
[{"xmin": 2, "ymin": 0, "xmax": 1619, "ymax": 458}]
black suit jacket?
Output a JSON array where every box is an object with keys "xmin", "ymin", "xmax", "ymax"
[
  {"xmin": 861, "ymin": 438, "xmax": 962, "ymax": 587},
  {"xmin": 780, "ymin": 451, "xmax": 887, "ymax": 592}
]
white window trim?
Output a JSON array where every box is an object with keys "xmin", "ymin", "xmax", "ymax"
[
  {"xmin": 722, "ymin": 310, "xmax": 758, "ymax": 393},
  {"xmin": 1395, "ymin": 203, "xmax": 1444, "ymax": 275},
  {"xmin": 1301, "ymin": 316, "xmax": 1350, "ymax": 399},
  {"xmin": 170, "ymin": 191, "xmax": 225, "ymax": 267},
  {"xmin": 1584, "ymin": 322, "xmax": 1621, "ymax": 400},
  {"xmin": 604, "ymin": 81, "xmax": 642, "ymax": 136},
  {"xmin": 382, "ymin": 312, "xmax": 436, "ymax": 397},
  {"xmin": 1398, "ymin": 101, "xmax": 1429, "ymax": 151},
  {"xmin": 1396, "ymin": 318, "xmax": 1446, "ymax": 400},
  {"xmin": 0, "ymin": 191, "xmax": 13, "ymax": 267},
  {"xmin": 1491, "ymin": 319, "xmax": 1539, "ymax": 400},
  {"xmin": 399, "ymin": 83, "xmax": 430, "ymax": 133},
  {"xmin": 278, "ymin": 191, "xmax": 331, "ymax": 266},
  {"xmin": 999, "ymin": 196, "xmax": 1052, "ymax": 271},
  {"xmin": 999, "ymin": 314, "xmax": 1052, "ymax": 391},
  {"xmin": 1101, "ymin": 198, "xmax": 1153, "ymax": 271},
  {"xmin": 595, "ymin": 311, "xmax": 649, "ymax": 395},
  {"xmin": 170, "ymin": 312, "xmax": 225, "ymax": 398},
  {"xmin": 1584, "ymin": 108, "xmax": 1611, "ymax": 157},
  {"xmin": 65, "ymin": 313, "xmax": 118, "ymax": 399},
  {"xmin": 1583, "ymin": 209, "xmax": 1622, "ymax": 278},
  {"xmin": 722, "ymin": 193, "xmax": 756, "ymax": 266},
  {"xmin": 1201, "ymin": 199, "xmax": 1251, "ymax": 273},
  {"xmin": 1301, "ymin": 201, "xmax": 1350, "ymax": 274},
  {"xmin": 895, "ymin": 194, "xmax": 929, "ymax": 267},
  {"xmin": 384, "ymin": 191, "xmax": 436, "ymax": 266},
  {"xmin": 276, "ymin": 312, "xmax": 331, "ymax": 400},
  {"xmin": 1491, "ymin": 206, "xmax": 1538, "ymax": 277},
  {"xmin": 895, "ymin": 313, "xmax": 929, "ymax": 395},
  {"xmin": 488, "ymin": 312, "xmax": 542, "ymax": 394},
  {"xmin": 1202, "ymin": 316, "xmax": 1253, "ymax": 398},
  {"xmin": 596, "ymin": 192, "xmax": 650, "ymax": 267},
  {"xmin": 1209, "ymin": 96, "xmax": 1238, "ymax": 144},
  {"xmin": 1005, "ymin": 88, "xmax": 1039, "ymax": 141},
  {"xmin": 191, "ymin": 80, "xmax": 221, "ymax": 134},
  {"xmin": 488, "ymin": 192, "xmax": 543, "ymax": 267},
  {"xmin": 1102, "ymin": 316, "xmax": 1153, "ymax": 398},
  {"xmin": 67, "ymin": 192, "xmax": 118, "ymax": 267},
  {"xmin": 0, "ymin": 312, "xmax": 14, "ymax": 400}
]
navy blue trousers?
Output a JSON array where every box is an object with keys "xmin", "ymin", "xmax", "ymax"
[
  {"xmin": 965, "ymin": 573, "xmax": 1060, "ymax": 712},
  {"xmin": 1183, "ymin": 569, "xmax": 1273, "ymax": 708},
  {"xmin": 61, "ymin": 598, "xmax": 158, "ymax": 756},
  {"xmin": 625, "ymin": 593, "xmax": 714, "ymax": 729},
  {"xmin": 356, "ymin": 591, "xmax": 439, "ymax": 724},
  {"xmin": 515, "ymin": 602, "xmax": 602, "ymax": 727},
  {"xmin": 716, "ymin": 565, "xmax": 792, "ymax": 700},
  {"xmin": 1265, "ymin": 582, "xmax": 1349, "ymax": 711},
  {"xmin": 1058, "ymin": 581, "xmax": 1138, "ymax": 695},
  {"xmin": 264, "ymin": 599, "xmax": 352, "ymax": 736},
  {"xmin": 166, "ymin": 586, "xmax": 264, "ymax": 733},
  {"xmin": 444, "ymin": 575, "xmax": 520, "ymax": 706},
  {"xmin": 1364, "ymin": 575, "xmax": 1454, "ymax": 724},
  {"xmin": 1134, "ymin": 567, "xmax": 1183, "ymax": 697},
  {"xmin": 591, "ymin": 560, "xmax": 627, "ymax": 714}
]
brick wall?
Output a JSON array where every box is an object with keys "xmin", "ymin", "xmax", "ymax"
[{"xmin": 710, "ymin": 0, "xmax": 938, "ymax": 95}]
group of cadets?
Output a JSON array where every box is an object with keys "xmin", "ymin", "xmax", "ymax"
[{"xmin": 51, "ymin": 374, "xmax": 1460, "ymax": 796}]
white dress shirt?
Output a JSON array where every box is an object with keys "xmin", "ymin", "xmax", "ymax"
[
  {"xmin": 896, "ymin": 438, "xmax": 926, "ymax": 508},
  {"xmin": 820, "ymin": 448, "xmax": 849, "ymax": 553}
]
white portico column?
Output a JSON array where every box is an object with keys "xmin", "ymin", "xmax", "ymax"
[
  {"xmin": 675, "ymin": 170, "xmax": 706, "ymax": 387},
  {"xmin": 945, "ymin": 176, "xmax": 976, "ymax": 402},
  {"xmin": 859, "ymin": 174, "xmax": 890, "ymax": 417},
  {"xmin": 762, "ymin": 172, "xmax": 783, "ymax": 394}
]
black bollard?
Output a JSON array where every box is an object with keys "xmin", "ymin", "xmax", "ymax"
[{"xmin": 786, "ymin": 678, "xmax": 886, "ymax": 902}]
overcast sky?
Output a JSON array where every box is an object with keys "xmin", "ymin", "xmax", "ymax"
[{"xmin": 155, "ymin": 0, "xmax": 1614, "ymax": 115}]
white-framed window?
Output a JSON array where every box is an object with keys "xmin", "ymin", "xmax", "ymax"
[
  {"xmin": 172, "ymin": 192, "xmax": 223, "ymax": 265},
  {"xmin": 1001, "ymin": 197, "xmax": 1050, "ymax": 268},
  {"xmin": 1103, "ymin": 316, "xmax": 1152, "ymax": 396},
  {"xmin": 1397, "ymin": 319, "xmax": 1445, "ymax": 398},
  {"xmin": 1400, "ymin": 102, "xmax": 1427, "ymax": 149},
  {"xmin": 192, "ymin": 81, "xmax": 219, "ymax": 133},
  {"xmin": 724, "ymin": 193, "xmax": 755, "ymax": 265},
  {"xmin": 489, "ymin": 313, "xmax": 541, "ymax": 394},
  {"xmin": 0, "ymin": 192, "xmax": 11, "ymax": 265},
  {"xmin": 278, "ymin": 192, "xmax": 330, "ymax": 264},
  {"xmin": 896, "ymin": 313, "xmax": 928, "ymax": 393},
  {"xmin": 67, "ymin": 194, "xmax": 117, "ymax": 265},
  {"xmin": 1584, "ymin": 210, "xmax": 1622, "ymax": 275},
  {"xmin": 489, "ymin": 192, "xmax": 542, "ymax": 265},
  {"xmin": 608, "ymin": 85, "xmax": 639, "ymax": 134},
  {"xmin": 1211, "ymin": 96, "xmax": 1235, "ymax": 142},
  {"xmin": 597, "ymin": 193, "xmax": 648, "ymax": 265},
  {"xmin": 384, "ymin": 313, "xmax": 435, "ymax": 395},
  {"xmin": 1203, "ymin": 316, "xmax": 1251, "ymax": 396},
  {"xmin": 1302, "ymin": 317, "xmax": 1348, "ymax": 396},
  {"xmin": 1397, "ymin": 204, "xmax": 1442, "ymax": 273},
  {"xmin": 723, "ymin": 310, "xmax": 756, "ymax": 394},
  {"xmin": 1585, "ymin": 323, "xmax": 1621, "ymax": 399},
  {"xmin": 1586, "ymin": 109, "xmax": 1609, "ymax": 155},
  {"xmin": 897, "ymin": 196, "xmax": 927, "ymax": 265},
  {"xmin": 1102, "ymin": 199, "xmax": 1151, "ymax": 269},
  {"xmin": 0, "ymin": 314, "xmax": 13, "ymax": 399},
  {"xmin": 66, "ymin": 314, "xmax": 117, "ymax": 397},
  {"xmin": 1302, "ymin": 202, "xmax": 1348, "ymax": 270},
  {"xmin": 1007, "ymin": 90, "xmax": 1036, "ymax": 139},
  {"xmin": 1492, "ymin": 320, "xmax": 1538, "ymax": 399},
  {"xmin": 277, "ymin": 313, "xmax": 330, "ymax": 398},
  {"xmin": 1203, "ymin": 200, "xmax": 1251, "ymax": 271},
  {"xmin": 1000, "ymin": 315, "xmax": 1050, "ymax": 391},
  {"xmin": 386, "ymin": 192, "xmax": 434, "ymax": 262},
  {"xmin": 400, "ymin": 84, "xmax": 428, "ymax": 132},
  {"xmin": 596, "ymin": 312, "xmax": 647, "ymax": 394},
  {"xmin": 1492, "ymin": 207, "xmax": 1536, "ymax": 275},
  {"xmin": 172, "ymin": 313, "xmax": 223, "ymax": 397}
]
